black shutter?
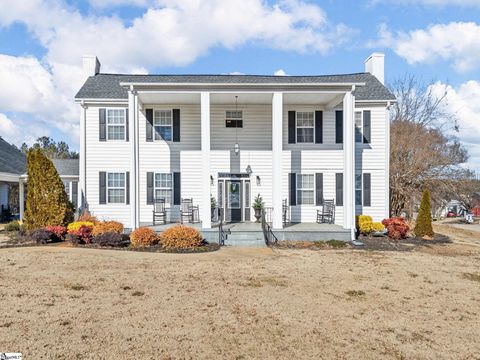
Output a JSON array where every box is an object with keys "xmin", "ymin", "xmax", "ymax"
[
  {"xmin": 173, "ymin": 109, "xmax": 180, "ymax": 142},
  {"xmin": 289, "ymin": 173, "xmax": 296, "ymax": 206},
  {"xmin": 363, "ymin": 173, "xmax": 371, "ymax": 207},
  {"xmin": 147, "ymin": 172, "xmax": 154, "ymax": 204},
  {"xmin": 315, "ymin": 173, "xmax": 323, "ymax": 206},
  {"xmin": 146, "ymin": 109, "xmax": 153, "ymax": 142},
  {"xmin": 173, "ymin": 172, "xmax": 181, "ymax": 205},
  {"xmin": 126, "ymin": 172, "xmax": 130, "ymax": 205},
  {"xmin": 72, "ymin": 181, "xmax": 78, "ymax": 209},
  {"xmin": 335, "ymin": 173, "xmax": 343, "ymax": 206},
  {"xmin": 125, "ymin": 109, "xmax": 129, "ymax": 142},
  {"xmin": 99, "ymin": 109, "xmax": 106, "ymax": 141},
  {"xmin": 363, "ymin": 110, "xmax": 371, "ymax": 144},
  {"xmin": 315, "ymin": 110, "xmax": 323, "ymax": 144},
  {"xmin": 335, "ymin": 110, "xmax": 343, "ymax": 144},
  {"xmin": 99, "ymin": 172, "xmax": 106, "ymax": 204},
  {"xmin": 288, "ymin": 111, "xmax": 296, "ymax": 144}
]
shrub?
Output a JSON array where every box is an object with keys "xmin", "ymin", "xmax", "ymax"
[
  {"xmin": 414, "ymin": 189, "xmax": 434, "ymax": 238},
  {"xmin": 78, "ymin": 209, "xmax": 98, "ymax": 224},
  {"xmin": 130, "ymin": 227, "xmax": 158, "ymax": 248},
  {"xmin": 67, "ymin": 225, "xmax": 93, "ymax": 244},
  {"xmin": 67, "ymin": 221, "xmax": 94, "ymax": 233},
  {"xmin": 23, "ymin": 148, "xmax": 74, "ymax": 230},
  {"xmin": 357, "ymin": 215, "xmax": 373, "ymax": 235},
  {"xmin": 93, "ymin": 232, "xmax": 126, "ymax": 247},
  {"xmin": 46, "ymin": 225, "xmax": 66, "ymax": 242},
  {"xmin": 159, "ymin": 225, "xmax": 203, "ymax": 249},
  {"xmin": 65, "ymin": 233, "xmax": 81, "ymax": 244},
  {"xmin": 371, "ymin": 222, "xmax": 385, "ymax": 233},
  {"xmin": 4, "ymin": 221, "xmax": 20, "ymax": 232},
  {"xmin": 382, "ymin": 217, "xmax": 410, "ymax": 240},
  {"xmin": 92, "ymin": 221, "xmax": 124, "ymax": 236},
  {"xmin": 30, "ymin": 229, "xmax": 53, "ymax": 244}
]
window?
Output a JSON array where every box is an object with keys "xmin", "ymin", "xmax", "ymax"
[
  {"xmin": 63, "ymin": 181, "xmax": 70, "ymax": 197},
  {"xmin": 107, "ymin": 173, "xmax": 126, "ymax": 203},
  {"xmin": 355, "ymin": 111, "xmax": 363, "ymax": 143},
  {"xmin": 154, "ymin": 110, "xmax": 172, "ymax": 141},
  {"xmin": 296, "ymin": 174, "xmax": 314, "ymax": 205},
  {"xmin": 154, "ymin": 173, "xmax": 172, "ymax": 204},
  {"xmin": 226, "ymin": 110, "xmax": 243, "ymax": 128},
  {"xmin": 107, "ymin": 109, "xmax": 126, "ymax": 140},
  {"xmin": 296, "ymin": 112, "xmax": 314, "ymax": 143},
  {"xmin": 355, "ymin": 174, "xmax": 362, "ymax": 205}
]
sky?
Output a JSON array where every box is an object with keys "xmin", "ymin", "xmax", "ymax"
[{"xmin": 0, "ymin": 0, "xmax": 479, "ymax": 169}]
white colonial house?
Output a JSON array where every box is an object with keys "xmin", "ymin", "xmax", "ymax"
[{"xmin": 75, "ymin": 53, "xmax": 395, "ymax": 243}]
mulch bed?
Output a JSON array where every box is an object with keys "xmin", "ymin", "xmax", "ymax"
[{"xmin": 75, "ymin": 242, "xmax": 221, "ymax": 253}]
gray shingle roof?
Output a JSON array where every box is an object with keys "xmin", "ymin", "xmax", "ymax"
[
  {"xmin": 0, "ymin": 137, "xmax": 26, "ymax": 175},
  {"xmin": 75, "ymin": 73, "xmax": 395, "ymax": 101},
  {"xmin": 51, "ymin": 159, "xmax": 79, "ymax": 177}
]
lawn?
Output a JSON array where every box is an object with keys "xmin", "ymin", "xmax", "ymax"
[{"xmin": 0, "ymin": 237, "xmax": 479, "ymax": 359}]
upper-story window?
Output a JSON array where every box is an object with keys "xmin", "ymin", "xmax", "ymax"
[
  {"xmin": 154, "ymin": 110, "xmax": 172, "ymax": 141},
  {"xmin": 355, "ymin": 111, "xmax": 363, "ymax": 143},
  {"xmin": 107, "ymin": 109, "xmax": 126, "ymax": 140},
  {"xmin": 296, "ymin": 174, "xmax": 315, "ymax": 205},
  {"xmin": 107, "ymin": 172, "xmax": 126, "ymax": 203},
  {"xmin": 296, "ymin": 112, "xmax": 314, "ymax": 143},
  {"xmin": 226, "ymin": 110, "xmax": 243, "ymax": 128}
]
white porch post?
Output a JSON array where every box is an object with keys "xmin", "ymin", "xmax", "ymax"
[
  {"xmin": 19, "ymin": 180, "xmax": 25, "ymax": 221},
  {"xmin": 79, "ymin": 101, "xmax": 87, "ymax": 210},
  {"xmin": 128, "ymin": 87, "xmax": 138, "ymax": 230},
  {"xmin": 201, "ymin": 92, "xmax": 211, "ymax": 229},
  {"xmin": 272, "ymin": 92, "xmax": 283, "ymax": 229},
  {"xmin": 343, "ymin": 91, "xmax": 355, "ymax": 239}
]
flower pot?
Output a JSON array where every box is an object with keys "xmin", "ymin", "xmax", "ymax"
[{"xmin": 254, "ymin": 208, "xmax": 262, "ymax": 223}]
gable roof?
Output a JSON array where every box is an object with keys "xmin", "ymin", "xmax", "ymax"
[
  {"xmin": 0, "ymin": 137, "xmax": 26, "ymax": 175},
  {"xmin": 51, "ymin": 159, "xmax": 79, "ymax": 177},
  {"xmin": 75, "ymin": 72, "xmax": 395, "ymax": 101}
]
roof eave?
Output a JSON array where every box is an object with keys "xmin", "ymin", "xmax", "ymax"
[{"xmin": 118, "ymin": 81, "xmax": 366, "ymax": 87}]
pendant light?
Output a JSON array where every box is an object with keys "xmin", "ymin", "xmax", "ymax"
[{"xmin": 234, "ymin": 95, "xmax": 240, "ymax": 156}]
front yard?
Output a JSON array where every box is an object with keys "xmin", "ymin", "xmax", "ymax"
[{"xmin": 1, "ymin": 232, "xmax": 479, "ymax": 359}]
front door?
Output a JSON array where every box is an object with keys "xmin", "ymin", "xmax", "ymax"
[{"xmin": 226, "ymin": 180, "xmax": 242, "ymax": 222}]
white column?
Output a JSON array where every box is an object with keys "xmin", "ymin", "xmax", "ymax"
[
  {"xmin": 272, "ymin": 92, "xmax": 283, "ymax": 229},
  {"xmin": 128, "ymin": 88, "xmax": 138, "ymax": 230},
  {"xmin": 201, "ymin": 92, "xmax": 211, "ymax": 229},
  {"xmin": 343, "ymin": 91, "xmax": 355, "ymax": 239},
  {"xmin": 79, "ymin": 101, "xmax": 87, "ymax": 210},
  {"xmin": 19, "ymin": 180, "xmax": 25, "ymax": 221}
]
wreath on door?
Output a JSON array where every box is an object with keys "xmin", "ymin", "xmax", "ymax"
[{"xmin": 230, "ymin": 182, "xmax": 238, "ymax": 192}]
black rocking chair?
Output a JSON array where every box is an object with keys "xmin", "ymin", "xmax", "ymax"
[
  {"xmin": 282, "ymin": 198, "xmax": 289, "ymax": 225},
  {"xmin": 180, "ymin": 198, "xmax": 199, "ymax": 224},
  {"xmin": 316, "ymin": 199, "xmax": 335, "ymax": 224},
  {"xmin": 153, "ymin": 198, "xmax": 166, "ymax": 225}
]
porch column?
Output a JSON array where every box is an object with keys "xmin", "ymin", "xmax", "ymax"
[
  {"xmin": 128, "ymin": 87, "xmax": 139, "ymax": 229},
  {"xmin": 19, "ymin": 180, "xmax": 24, "ymax": 221},
  {"xmin": 79, "ymin": 101, "xmax": 87, "ymax": 210},
  {"xmin": 343, "ymin": 91, "xmax": 355, "ymax": 239},
  {"xmin": 201, "ymin": 92, "xmax": 212, "ymax": 229},
  {"xmin": 272, "ymin": 92, "xmax": 283, "ymax": 229}
]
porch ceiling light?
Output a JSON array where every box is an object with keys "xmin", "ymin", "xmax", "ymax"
[
  {"xmin": 256, "ymin": 175, "xmax": 261, "ymax": 186},
  {"xmin": 246, "ymin": 165, "xmax": 252, "ymax": 175},
  {"xmin": 234, "ymin": 143, "xmax": 240, "ymax": 155}
]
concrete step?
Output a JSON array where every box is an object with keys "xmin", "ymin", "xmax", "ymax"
[{"xmin": 224, "ymin": 239, "xmax": 266, "ymax": 247}]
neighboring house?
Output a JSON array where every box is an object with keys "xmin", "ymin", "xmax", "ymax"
[
  {"xmin": 18, "ymin": 158, "xmax": 80, "ymax": 220},
  {"xmin": 0, "ymin": 137, "xmax": 26, "ymax": 221},
  {"xmin": 75, "ymin": 53, "xmax": 395, "ymax": 240}
]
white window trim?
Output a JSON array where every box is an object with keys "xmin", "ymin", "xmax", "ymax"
[
  {"xmin": 355, "ymin": 173, "xmax": 362, "ymax": 206},
  {"xmin": 355, "ymin": 111, "xmax": 363, "ymax": 143},
  {"xmin": 153, "ymin": 109, "xmax": 173, "ymax": 142},
  {"xmin": 106, "ymin": 108, "xmax": 126, "ymax": 141},
  {"xmin": 107, "ymin": 172, "xmax": 126, "ymax": 204},
  {"xmin": 296, "ymin": 173, "xmax": 315, "ymax": 206},
  {"xmin": 154, "ymin": 172, "xmax": 173, "ymax": 205},
  {"xmin": 225, "ymin": 110, "xmax": 243, "ymax": 128},
  {"xmin": 63, "ymin": 181, "xmax": 72, "ymax": 201},
  {"xmin": 295, "ymin": 111, "xmax": 315, "ymax": 144}
]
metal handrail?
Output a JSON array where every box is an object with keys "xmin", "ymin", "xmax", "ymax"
[
  {"xmin": 217, "ymin": 208, "xmax": 228, "ymax": 246},
  {"xmin": 261, "ymin": 207, "xmax": 278, "ymax": 246}
]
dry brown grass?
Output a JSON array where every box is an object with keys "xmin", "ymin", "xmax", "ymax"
[{"xmin": 0, "ymin": 244, "xmax": 479, "ymax": 359}]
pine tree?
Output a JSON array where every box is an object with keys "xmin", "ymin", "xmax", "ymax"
[
  {"xmin": 414, "ymin": 189, "xmax": 434, "ymax": 238},
  {"xmin": 24, "ymin": 149, "xmax": 74, "ymax": 230}
]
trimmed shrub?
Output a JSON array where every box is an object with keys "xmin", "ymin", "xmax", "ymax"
[
  {"xmin": 67, "ymin": 221, "xmax": 94, "ymax": 233},
  {"xmin": 46, "ymin": 225, "xmax": 66, "ymax": 242},
  {"xmin": 356, "ymin": 215, "xmax": 384, "ymax": 235},
  {"xmin": 30, "ymin": 229, "xmax": 53, "ymax": 244},
  {"xmin": 159, "ymin": 225, "xmax": 203, "ymax": 249},
  {"xmin": 382, "ymin": 217, "xmax": 409, "ymax": 240},
  {"xmin": 23, "ymin": 148, "xmax": 74, "ymax": 230},
  {"xmin": 68, "ymin": 225, "xmax": 93, "ymax": 244},
  {"xmin": 78, "ymin": 209, "xmax": 98, "ymax": 224},
  {"xmin": 92, "ymin": 221, "xmax": 124, "ymax": 236},
  {"xmin": 94, "ymin": 232, "xmax": 127, "ymax": 247},
  {"xmin": 414, "ymin": 189, "xmax": 434, "ymax": 238},
  {"xmin": 4, "ymin": 221, "xmax": 21, "ymax": 232},
  {"xmin": 371, "ymin": 222, "xmax": 385, "ymax": 233},
  {"xmin": 130, "ymin": 227, "xmax": 158, "ymax": 248}
]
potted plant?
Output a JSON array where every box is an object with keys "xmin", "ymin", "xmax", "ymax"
[
  {"xmin": 252, "ymin": 194, "xmax": 264, "ymax": 223},
  {"xmin": 211, "ymin": 196, "xmax": 217, "ymax": 220}
]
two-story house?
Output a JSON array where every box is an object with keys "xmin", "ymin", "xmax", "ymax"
[{"xmin": 75, "ymin": 53, "xmax": 395, "ymax": 242}]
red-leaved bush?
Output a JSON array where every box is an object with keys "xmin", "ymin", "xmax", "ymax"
[
  {"xmin": 46, "ymin": 225, "xmax": 67, "ymax": 241},
  {"xmin": 382, "ymin": 217, "xmax": 410, "ymax": 240},
  {"xmin": 68, "ymin": 225, "xmax": 93, "ymax": 244}
]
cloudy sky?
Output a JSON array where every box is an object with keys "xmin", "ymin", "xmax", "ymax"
[{"xmin": 0, "ymin": 0, "xmax": 479, "ymax": 169}]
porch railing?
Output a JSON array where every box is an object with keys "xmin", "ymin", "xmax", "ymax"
[
  {"xmin": 216, "ymin": 207, "xmax": 228, "ymax": 246},
  {"xmin": 261, "ymin": 207, "xmax": 278, "ymax": 246}
]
